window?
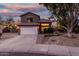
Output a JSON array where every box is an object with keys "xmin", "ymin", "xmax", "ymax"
[
  {"xmin": 41, "ymin": 23, "xmax": 49, "ymax": 31},
  {"xmin": 41, "ymin": 24, "xmax": 49, "ymax": 27},
  {"xmin": 27, "ymin": 18, "xmax": 33, "ymax": 23}
]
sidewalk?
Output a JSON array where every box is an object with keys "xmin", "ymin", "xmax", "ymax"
[
  {"xmin": 26, "ymin": 44, "xmax": 79, "ymax": 56},
  {"xmin": 0, "ymin": 35, "xmax": 79, "ymax": 56}
]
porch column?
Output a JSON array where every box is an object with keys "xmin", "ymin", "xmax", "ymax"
[
  {"xmin": 49, "ymin": 22, "xmax": 52, "ymax": 27},
  {"xmin": 39, "ymin": 23, "xmax": 41, "ymax": 33}
]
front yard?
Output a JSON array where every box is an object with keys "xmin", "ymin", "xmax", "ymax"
[
  {"xmin": 1, "ymin": 33, "xmax": 79, "ymax": 47},
  {"xmin": 36, "ymin": 33, "xmax": 79, "ymax": 47},
  {"xmin": 0, "ymin": 33, "xmax": 18, "ymax": 40}
]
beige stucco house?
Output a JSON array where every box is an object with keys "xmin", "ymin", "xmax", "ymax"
[{"xmin": 19, "ymin": 12, "xmax": 52, "ymax": 34}]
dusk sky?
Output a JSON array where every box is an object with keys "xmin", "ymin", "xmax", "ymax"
[{"xmin": 0, "ymin": 3, "xmax": 51, "ymax": 20}]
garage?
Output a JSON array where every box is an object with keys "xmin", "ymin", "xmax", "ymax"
[
  {"xmin": 19, "ymin": 12, "xmax": 52, "ymax": 35},
  {"xmin": 20, "ymin": 26, "xmax": 38, "ymax": 35}
]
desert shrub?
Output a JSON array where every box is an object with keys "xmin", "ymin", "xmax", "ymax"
[
  {"xmin": 3, "ymin": 27, "xmax": 10, "ymax": 33},
  {"xmin": 11, "ymin": 26, "xmax": 18, "ymax": 33},
  {"xmin": 57, "ymin": 26, "xmax": 67, "ymax": 33},
  {"xmin": 73, "ymin": 26, "xmax": 79, "ymax": 33},
  {"xmin": 3, "ymin": 26, "xmax": 18, "ymax": 33},
  {"xmin": 44, "ymin": 27, "xmax": 54, "ymax": 33}
]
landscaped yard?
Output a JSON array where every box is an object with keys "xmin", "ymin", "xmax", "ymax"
[{"xmin": 36, "ymin": 34, "xmax": 79, "ymax": 47}]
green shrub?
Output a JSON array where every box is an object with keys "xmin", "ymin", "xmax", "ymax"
[
  {"xmin": 73, "ymin": 26, "xmax": 79, "ymax": 33},
  {"xmin": 57, "ymin": 26, "xmax": 66, "ymax": 33},
  {"xmin": 44, "ymin": 27, "xmax": 54, "ymax": 33}
]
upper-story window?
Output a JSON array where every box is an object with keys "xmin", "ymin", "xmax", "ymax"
[{"xmin": 27, "ymin": 18, "xmax": 33, "ymax": 23}]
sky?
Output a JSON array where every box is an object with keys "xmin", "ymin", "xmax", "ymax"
[{"xmin": 0, "ymin": 3, "xmax": 51, "ymax": 20}]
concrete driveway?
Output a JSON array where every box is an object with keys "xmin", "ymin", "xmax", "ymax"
[
  {"xmin": 0, "ymin": 34, "xmax": 79, "ymax": 56},
  {"xmin": 0, "ymin": 35, "xmax": 37, "ymax": 52}
]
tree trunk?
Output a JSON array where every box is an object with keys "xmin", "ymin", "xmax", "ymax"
[
  {"xmin": 67, "ymin": 28, "xmax": 73, "ymax": 37},
  {"xmin": 67, "ymin": 31, "xmax": 72, "ymax": 37}
]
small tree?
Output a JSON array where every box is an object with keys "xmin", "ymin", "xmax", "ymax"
[{"xmin": 6, "ymin": 17, "xmax": 15, "ymax": 32}]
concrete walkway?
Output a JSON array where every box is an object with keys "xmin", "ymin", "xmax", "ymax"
[{"xmin": 0, "ymin": 35, "xmax": 79, "ymax": 56}]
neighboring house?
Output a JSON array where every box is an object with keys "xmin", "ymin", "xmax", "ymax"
[{"xmin": 19, "ymin": 12, "xmax": 52, "ymax": 35}]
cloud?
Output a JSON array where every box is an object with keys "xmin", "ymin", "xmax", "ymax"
[
  {"xmin": 6, "ymin": 4, "xmax": 42, "ymax": 10},
  {"xmin": 0, "ymin": 4, "xmax": 6, "ymax": 8},
  {"xmin": 0, "ymin": 3, "xmax": 50, "ymax": 18},
  {"xmin": 0, "ymin": 9, "xmax": 9, "ymax": 13},
  {"xmin": 0, "ymin": 3, "xmax": 43, "ymax": 14},
  {"xmin": 0, "ymin": 13, "xmax": 21, "ymax": 17}
]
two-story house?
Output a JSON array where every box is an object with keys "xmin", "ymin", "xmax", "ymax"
[{"xmin": 19, "ymin": 12, "xmax": 52, "ymax": 35}]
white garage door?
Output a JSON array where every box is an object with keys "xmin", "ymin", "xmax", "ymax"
[{"xmin": 21, "ymin": 26, "xmax": 38, "ymax": 35}]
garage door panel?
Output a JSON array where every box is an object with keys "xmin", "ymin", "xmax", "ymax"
[{"xmin": 21, "ymin": 27, "xmax": 38, "ymax": 34}]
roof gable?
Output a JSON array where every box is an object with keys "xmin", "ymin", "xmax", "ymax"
[{"xmin": 20, "ymin": 12, "xmax": 40, "ymax": 18}]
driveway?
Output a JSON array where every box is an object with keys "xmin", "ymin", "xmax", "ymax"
[
  {"xmin": 0, "ymin": 34, "xmax": 79, "ymax": 56},
  {"xmin": 0, "ymin": 35, "xmax": 37, "ymax": 52}
]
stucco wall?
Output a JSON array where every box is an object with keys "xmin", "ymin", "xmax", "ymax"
[{"xmin": 21, "ymin": 13, "xmax": 40, "ymax": 23}]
